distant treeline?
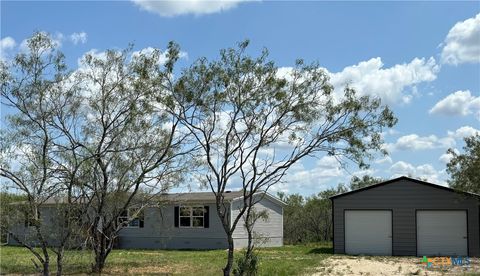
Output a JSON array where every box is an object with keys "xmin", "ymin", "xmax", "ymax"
[{"xmin": 278, "ymin": 175, "xmax": 382, "ymax": 244}]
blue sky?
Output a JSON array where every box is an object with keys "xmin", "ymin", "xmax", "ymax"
[{"xmin": 1, "ymin": 1, "xmax": 479, "ymax": 195}]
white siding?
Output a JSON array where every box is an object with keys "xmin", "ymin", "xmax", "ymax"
[
  {"xmin": 118, "ymin": 203, "xmax": 228, "ymax": 249},
  {"xmin": 231, "ymin": 195, "xmax": 283, "ymax": 248}
]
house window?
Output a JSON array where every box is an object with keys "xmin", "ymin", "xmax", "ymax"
[
  {"xmin": 179, "ymin": 206, "xmax": 205, "ymax": 228},
  {"xmin": 118, "ymin": 208, "xmax": 144, "ymax": 228}
]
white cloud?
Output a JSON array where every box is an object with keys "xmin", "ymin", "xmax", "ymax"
[
  {"xmin": 396, "ymin": 134, "xmax": 439, "ymax": 151},
  {"xmin": 439, "ymin": 153, "xmax": 452, "ymax": 164},
  {"xmin": 429, "ymin": 90, "xmax": 480, "ymax": 120},
  {"xmin": 321, "ymin": 57, "xmax": 439, "ymax": 105},
  {"xmin": 352, "ymin": 168, "xmax": 377, "ymax": 177},
  {"xmin": 390, "ymin": 161, "xmax": 445, "ymax": 185},
  {"xmin": 441, "ymin": 13, "xmax": 480, "ymax": 65},
  {"xmin": 390, "ymin": 161, "xmax": 416, "ymax": 175},
  {"xmin": 329, "ymin": 57, "xmax": 439, "ymax": 104},
  {"xmin": 316, "ymin": 155, "xmax": 342, "ymax": 170},
  {"xmin": 278, "ymin": 57, "xmax": 439, "ymax": 105},
  {"xmin": 0, "ymin": 37, "xmax": 16, "ymax": 61},
  {"xmin": 387, "ymin": 126, "xmax": 480, "ymax": 153},
  {"xmin": 270, "ymin": 156, "xmax": 344, "ymax": 194},
  {"xmin": 70, "ymin": 32, "xmax": 87, "ymax": 45},
  {"xmin": 447, "ymin": 125, "xmax": 480, "ymax": 139},
  {"xmin": 386, "ymin": 133, "xmax": 455, "ymax": 152},
  {"xmin": 385, "ymin": 125, "xmax": 480, "ymax": 153},
  {"xmin": 439, "ymin": 148, "xmax": 459, "ymax": 164},
  {"xmin": 374, "ymin": 156, "xmax": 392, "ymax": 165},
  {"xmin": 131, "ymin": 0, "xmax": 251, "ymax": 17},
  {"xmin": 0, "ymin": 37, "xmax": 16, "ymax": 50}
]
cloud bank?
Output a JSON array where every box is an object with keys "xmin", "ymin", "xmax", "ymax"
[
  {"xmin": 429, "ymin": 90, "xmax": 480, "ymax": 120},
  {"xmin": 132, "ymin": 0, "xmax": 252, "ymax": 17},
  {"xmin": 441, "ymin": 13, "xmax": 480, "ymax": 65}
]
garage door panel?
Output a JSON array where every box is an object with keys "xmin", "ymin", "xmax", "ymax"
[
  {"xmin": 417, "ymin": 210, "xmax": 467, "ymax": 256},
  {"xmin": 345, "ymin": 210, "xmax": 392, "ymax": 255}
]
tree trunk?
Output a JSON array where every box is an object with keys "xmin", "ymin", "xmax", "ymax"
[
  {"xmin": 42, "ymin": 260, "xmax": 50, "ymax": 276},
  {"xmin": 92, "ymin": 234, "xmax": 108, "ymax": 274},
  {"xmin": 223, "ymin": 234, "xmax": 235, "ymax": 276},
  {"xmin": 245, "ymin": 211, "xmax": 254, "ymax": 262},
  {"xmin": 56, "ymin": 249, "xmax": 63, "ymax": 276},
  {"xmin": 91, "ymin": 228, "xmax": 115, "ymax": 274},
  {"xmin": 92, "ymin": 252, "xmax": 107, "ymax": 274},
  {"xmin": 40, "ymin": 242, "xmax": 50, "ymax": 276},
  {"xmin": 245, "ymin": 227, "xmax": 254, "ymax": 260}
]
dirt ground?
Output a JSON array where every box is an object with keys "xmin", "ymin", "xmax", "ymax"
[{"xmin": 312, "ymin": 256, "xmax": 480, "ymax": 276}]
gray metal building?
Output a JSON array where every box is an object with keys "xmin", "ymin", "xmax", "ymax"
[{"xmin": 331, "ymin": 176, "xmax": 480, "ymax": 256}]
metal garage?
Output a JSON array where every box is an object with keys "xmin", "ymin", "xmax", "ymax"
[{"xmin": 331, "ymin": 176, "xmax": 480, "ymax": 256}]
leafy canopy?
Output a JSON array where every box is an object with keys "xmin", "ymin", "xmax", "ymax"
[{"xmin": 447, "ymin": 134, "xmax": 480, "ymax": 194}]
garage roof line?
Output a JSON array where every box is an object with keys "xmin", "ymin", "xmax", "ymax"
[{"xmin": 330, "ymin": 176, "xmax": 480, "ymax": 199}]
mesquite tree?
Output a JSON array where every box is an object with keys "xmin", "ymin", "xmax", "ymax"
[
  {"xmin": 1, "ymin": 32, "xmax": 193, "ymax": 274},
  {"xmin": 0, "ymin": 32, "xmax": 83, "ymax": 276},
  {"xmin": 66, "ymin": 42, "xmax": 193, "ymax": 273},
  {"xmin": 0, "ymin": 32, "xmax": 92, "ymax": 276},
  {"xmin": 167, "ymin": 40, "xmax": 397, "ymax": 275}
]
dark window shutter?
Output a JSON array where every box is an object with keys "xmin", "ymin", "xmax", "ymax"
[
  {"xmin": 139, "ymin": 210, "xmax": 145, "ymax": 228},
  {"xmin": 174, "ymin": 206, "xmax": 179, "ymax": 227},
  {"xmin": 204, "ymin": 206, "xmax": 209, "ymax": 228}
]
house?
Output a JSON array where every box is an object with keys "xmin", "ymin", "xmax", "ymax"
[
  {"xmin": 116, "ymin": 191, "xmax": 284, "ymax": 249},
  {"xmin": 330, "ymin": 176, "xmax": 480, "ymax": 256},
  {"xmin": 7, "ymin": 191, "xmax": 285, "ymax": 250}
]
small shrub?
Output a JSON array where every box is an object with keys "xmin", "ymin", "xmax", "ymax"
[{"xmin": 233, "ymin": 251, "xmax": 259, "ymax": 276}]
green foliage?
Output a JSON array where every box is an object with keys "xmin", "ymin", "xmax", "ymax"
[
  {"xmin": 447, "ymin": 135, "xmax": 480, "ymax": 194},
  {"xmin": 281, "ymin": 175, "xmax": 383, "ymax": 244},
  {"xmin": 349, "ymin": 175, "xmax": 384, "ymax": 190},
  {"xmin": 0, "ymin": 191, "xmax": 26, "ymax": 205},
  {"xmin": 280, "ymin": 185, "xmax": 345, "ymax": 244},
  {"xmin": 0, "ymin": 192, "xmax": 27, "ymax": 243},
  {"xmin": 234, "ymin": 250, "xmax": 259, "ymax": 276}
]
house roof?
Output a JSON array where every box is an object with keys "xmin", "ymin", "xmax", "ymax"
[
  {"xmin": 160, "ymin": 191, "xmax": 245, "ymax": 202},
  {"xmin": 11, "ymin": 197, "xmax": 88, "ymax": 205},
  {"xmin": 15, "ymin": 190, "xmax": 286, "ymax": 206},
  {"xmin": 161, "ymin": 190, "xmax": 286, "ymax": 206},
  {"xmin": 330, "ymin": 176, "xmax": 480, "ymax": 200}
]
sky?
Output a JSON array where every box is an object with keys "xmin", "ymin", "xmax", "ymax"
[{"xmin": 1, "ymin": 1, "xmax": 479, "ymax": 196}]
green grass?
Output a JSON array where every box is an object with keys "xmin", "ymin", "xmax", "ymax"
[{"xmin": 0, "ymin": 243, "xmax": 332, "ymax": 275}]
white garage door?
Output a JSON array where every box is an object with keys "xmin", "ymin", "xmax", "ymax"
[
  {"xmin": 417, "ymin": 210, "xmax": 468, "ymax": 256},
  {"xmin": 345, "ymin": 210, "xmax": 392, "ymax": 255}
]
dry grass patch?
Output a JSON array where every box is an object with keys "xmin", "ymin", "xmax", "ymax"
[{"xmin": 314, "ymin": 256, "xmax": 480, "ymax": 276}]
